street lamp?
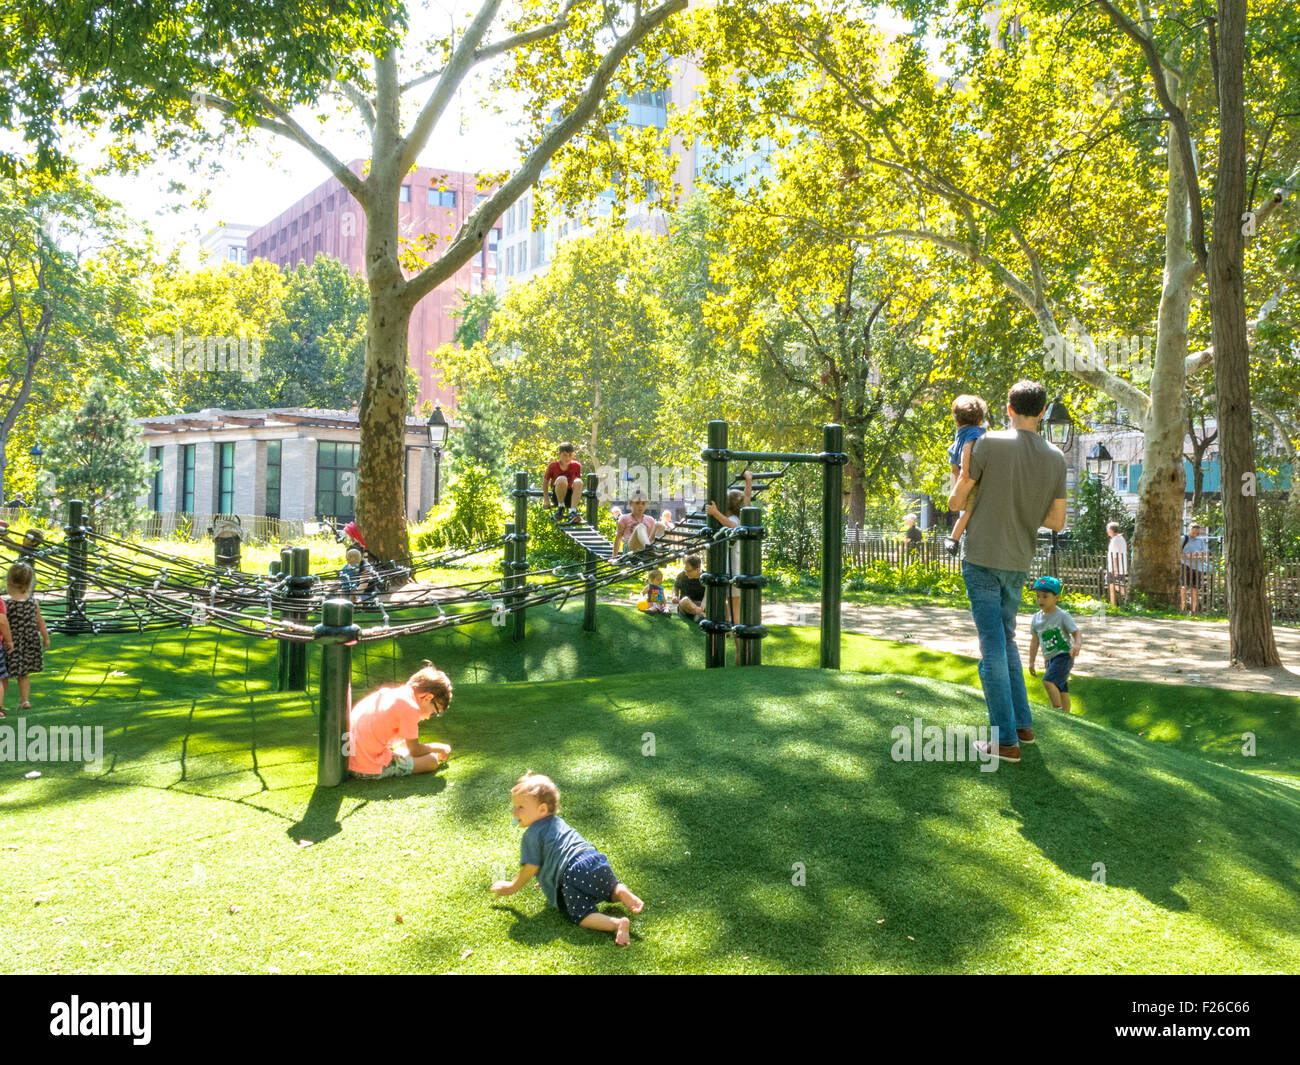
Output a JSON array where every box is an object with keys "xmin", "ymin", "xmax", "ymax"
[
  {"xmin": 1040, "ymin": 398, "xmax": 1075, "ymax": 578},
  {"xmin": 1041, "ymin": 398, "xmax": 1074, "ymax": 450},
  {"xmin": 28, "ymin": 443, "xmax": 42, "ymax": 461},
  {"xmin": 427, "ymin": 402, "xmax": 448, "ymax": 506},
  {"xmin": 1086, "ymin": 443, "xmax": 1113, "ymax": 483}
]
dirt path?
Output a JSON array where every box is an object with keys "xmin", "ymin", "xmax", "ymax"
[{"xmin": 762, "ymin": 600, "xmax": 1300, "ymax": 697}]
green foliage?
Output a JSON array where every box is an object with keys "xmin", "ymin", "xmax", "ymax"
[
  {"xmin": 1072, "ymin": 475, "xmax": 1135, "ymax": 552},
  {"xmin": 36, "ymin": 381, "xmax": 152, "ymax": 533},
  {"xmin": 411, "ymin": 462, "xmax": 508, "ymax": 552},
  {"xmin": 527, "ymin": 504, "xmax": 620, "ymax": 564},
  {"xmin": 764, "ymin": 464, "xmax": 822, "ymax": 571},
  {"xmin": 447, "ymin": 385, "xmax": 509, "ymax": 485},
  {"xmin": 443, "ymin": 228, "xmax": 689, "ymax": 477}
]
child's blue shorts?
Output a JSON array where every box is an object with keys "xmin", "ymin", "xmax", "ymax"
[
  {"xmin": 1044, "ymin": 652, "xmax": 1073, "ymax": 693},
  {"xmin": 559, "ymin": 850, "xmax": 619, "ymax": 923}
]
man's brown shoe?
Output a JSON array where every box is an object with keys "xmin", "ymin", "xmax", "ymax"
[
  {"xmin": 1017, "ymin": 729, "xmax": 1035, "ymax": 745},
  {"xmin": 975, "ymin": 740, "xmax": 1020, "ymax": 763}
]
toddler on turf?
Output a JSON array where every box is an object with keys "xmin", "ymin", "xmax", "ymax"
[
  {"xmin": 339, "ymin": 548, "xmax": 364, "ymax": 602},
  {"xmin": 491, "ymin": 772, "xmax": 643, "ymax": 945},
  {"xmin": 2, "ymin": 563, "xmax": 49, "ymax": 712},
  {"xmin": 638, "ymin": 568, "xmax": 669, "ymax": 615},
  {"xmin": 945, "ymin": 394, "xmax": 989, "ymax": 556},
  {"xmin": 672, "ymin": 555, "xmax": 707, "ymax": 624},
  {"xmin": 347, "ymin": 661, "xmax": 453, "ymax": 780},
  {"xmin": 1027, "ymin": 575, "xmax": 1081, "ymax": 714}
]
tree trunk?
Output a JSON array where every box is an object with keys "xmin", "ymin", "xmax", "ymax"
[
  {"xmin": 356, "ymin": 148, "xmax": 414, "ymax": 569},
  {"xmin": 1208, "ymin": 0, "xmax": 1281, "ymax": 666},
  {"xmin": 1130, "ymin": 120, "xmax": 1197, "ymax": 607}
]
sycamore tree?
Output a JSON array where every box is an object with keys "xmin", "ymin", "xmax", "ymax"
[
  {"xmin": 685, "ymin": 1, "xmax": 1299, "ymax": 664},
  {"xmin": 443, "ymin": 228, "xmax": 682, "ymax": 482},
  {"xmin": 12, "ymin": 0, "xmax": 689, "ymax": 566}
]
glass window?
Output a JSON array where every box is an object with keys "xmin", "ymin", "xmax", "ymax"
[
  {"xmin": 179, "ymin": 444, "xmax": 196, "ymax": 513},
  {"xmin": 315, "ymin": 440, "xmax": 360, "ymax": 521},
  {"xmin": 399, "ymin": 185, "xmax": 411, "ymax": 203},
  {"xmin": 1115, "ymin": 461, "xmax": 1129, "ymax": 494},
  {"xmin": 265, "ymin": 440, "xmax": 281, "ymax": 519},
  {"xmin": 216, "ymin": 442, "xmax": 235, "ymax": 513},
  {"xmin": 150, "ymin": 447, "xmax": 164, "ymax": 512},
  {"xmin": 475, "ymin": 192, "xmax": 489, "ymax": 206},
  {"xmin": 429, "ymin": 188, "xmax": 457, "ymax": 207}
]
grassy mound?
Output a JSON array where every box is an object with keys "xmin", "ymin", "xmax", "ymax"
[{"xmin": 2, "ymin": 608, "xmax": 1297, "ymax": 974}]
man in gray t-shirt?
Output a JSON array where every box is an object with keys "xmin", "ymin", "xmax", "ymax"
[{"xmin": 948, "ymin": 380, "xmax": 1067, "ymax": 762}]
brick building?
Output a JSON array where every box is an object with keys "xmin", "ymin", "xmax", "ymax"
[{"xmin": 245, "ymin": 161, "xmax": 500, "ymax": 410}]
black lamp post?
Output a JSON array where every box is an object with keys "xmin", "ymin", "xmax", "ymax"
[
  {"xmin": 1086, "ymin": 443, "xmax": 1113, "ymax": 483},
  {"xmin": 1040, "ymin": 398, "xmax": 1075, "ymax": 577},
  {"xmin": 427, "ymin": 403, "xmax": 448, "ymax": 506}
]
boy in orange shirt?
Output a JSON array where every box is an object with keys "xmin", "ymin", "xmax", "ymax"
[{"xmin": 347, "ymin": 662, "xmax": 454, "ymax": 780}]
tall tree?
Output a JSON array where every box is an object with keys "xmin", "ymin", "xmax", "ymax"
[
  {"xmin": 444, "ymin": 228, "xmax": 682, "ymax": 478},
  {"xmin": 0, "ymin": 169, "xmax": 161, "ymax": 500},
  {"xmin": 14, "ymin": 0, "xmax": 689, "ymax": 566}
]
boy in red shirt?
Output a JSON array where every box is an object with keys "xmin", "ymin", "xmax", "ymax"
[
  {"xmin": 543, "ymin": 443, "xmax": 583, "ymax": 523},
  {"xmin": 347, "ymin": 662, "xmax": 453, "ymax": 779}
]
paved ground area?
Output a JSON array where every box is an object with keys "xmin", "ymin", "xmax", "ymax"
[{"xmin": 760, "ymin": 601, "xmax": 1300, "ymax": 697}]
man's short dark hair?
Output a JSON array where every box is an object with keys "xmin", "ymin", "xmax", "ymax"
[{"xmin": 1008, "ymin": 380, "xmax": 1047, "ymax": 417}]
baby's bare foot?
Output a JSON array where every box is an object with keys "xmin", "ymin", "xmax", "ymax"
[
  {"xmin": 613, "ymin": 883, "xmax": 644, "ymax": 914},
  {"xmin": 614, "ymin": 917, "xmax": 631, "ymax": 946}
]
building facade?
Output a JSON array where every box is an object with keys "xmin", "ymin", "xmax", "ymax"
[
  {"xmin": 137, "ymin": 408, "xmax": 440, "ymax": 527},
  {"xmin": 244, "ymin": 161, "xmax": 501, "ymax": 410},
  {"xmin": 198, "ymin": 223, "xmax": 258, "ymax": 266}
]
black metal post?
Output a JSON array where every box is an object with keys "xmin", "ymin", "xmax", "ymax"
[
  {"xmin": 512, "ymin": 471, "xmax": 529, "ymax": 642},
  {"xmin": 63, "ymin": 499, "xmax": 91, "ymax": 635},
  {"xmin": 315, "ymin": 597, "xmax": 360, "ymax": 787},
  {"xmin": 276, "ymin": 548, "xmax": 292, "ymax": 691},
  {"xmin": 703, "ymin": 420, "xmax": 730, "ymax": 669},
  {"xmin": 287, "ymin": 546, "xmax": 311, "ymax": 690},
  {"xmin": 1050, "ymin": 529, "xmax": 1059, "ymax": 578},
  {"xmin": 502, "ymin": 521, "xmax": 515, "ymax": 635},
  {"xmin": 820, "ymin": 424, "xmax": 844, "ymax": 669},
  {"xmin": 433, "ymin": 446, "xmax": 443, "ymax": 506},
  {"xmin": 736, "ymin": 505, "xmax": 767, "ymax": 666},
  {"xmin": 583, "ymin": 472, "xmax": 598, "ymax": 632}
]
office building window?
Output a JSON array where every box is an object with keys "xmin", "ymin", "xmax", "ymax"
[
  {"xmin": 399, "ymin": 185, "xmax": 411, "ymax": 202},
  {"xmin": 150, "ymin": 447, "xmax": 164, "ymax": 511},
  {"xmin": 316, "ymin": 441, "xmax": 360, "ymax": 521},
  {"xmin": 216, "ymin": 442, "xmax": 235, "ymax": 513},
  {"xmin": 429, "ymin": 188, "xmax": 457, "ymax": 207},
  {"xmin": 313, "ymin": 204, "xmax": 322, "ymax": 223},
  {"xmin": 179, "ymin": 444, "xmax": 196, "ymax": 513},
  {"xmin": 475, "ymin": 192, "xmax": 489, "ymax": 206},
  {"xmin": 1115, "ymin": 461, "xmax": 1129, "ymax": 493},
  {"xmin": 265, "ymin": 440, "xmax": 281, "ymax": 519}
]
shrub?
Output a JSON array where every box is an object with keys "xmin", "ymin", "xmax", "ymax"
[{"xmin": 412, "ymin": 462, "xmax": 508, "ymax": 551}]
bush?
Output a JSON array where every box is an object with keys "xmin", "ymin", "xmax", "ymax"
[
  {"xmin": 412, "ymin": 462, "xmax": 508, "ymax": 551},
  {"xmin": 1072, "ymin": 475, "xmax": 1134, "ymax": 552},
  {"xmin": 525, "ymin": 501, "xmax": 621, "ymax": 564}
]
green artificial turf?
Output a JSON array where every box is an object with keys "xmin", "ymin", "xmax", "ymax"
[{"xmin": 2, "ymin": 606, "xmax": 1298, "ymax": 974}]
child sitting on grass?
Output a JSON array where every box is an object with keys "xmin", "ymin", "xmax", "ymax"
[
  {"xmin": 347, "ymin": 661, "xmax": 453, "ymax": 780},
  {"xmin": 1027, "ymin": 575, "xmax": 1081, "ymax": 714},
  {"xmin": 491, "ymin": 772, "xmax": 643, "ymax": 946},
  {"xmin": 637, "ymin": 568, "xmax": 669, "ymax": 615},
  {"xmin": 672, "ymin": 555, "xmax": 707, "ymax": 624},
  {"xmin": 945, "ymin": 394, "xmax": 989, "ymax": 556}
]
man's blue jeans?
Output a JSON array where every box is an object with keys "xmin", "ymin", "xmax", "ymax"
[{"xmin": 961, "ymin": 561, "xmax": 1032, "ymax": 747}]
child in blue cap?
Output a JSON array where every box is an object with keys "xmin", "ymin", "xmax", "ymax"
[{"xmin": 1027, "ymin": 575, "xmax": 1081, "ymax": 714}]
